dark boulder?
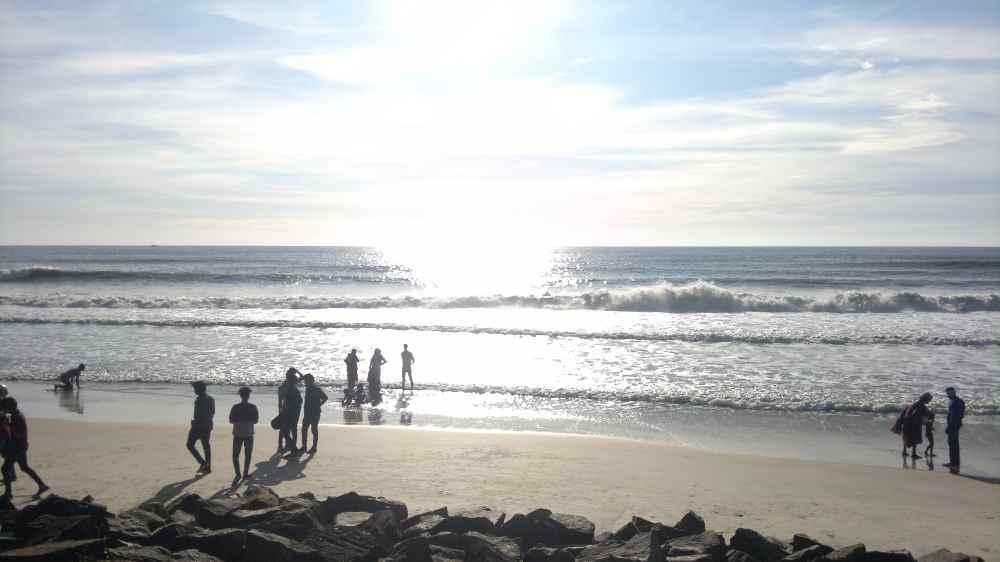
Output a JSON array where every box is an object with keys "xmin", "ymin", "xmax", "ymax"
[
  {"xmin": 431, "ymin": 544, "xmax": 467, "ymax": 562},
  {"xmin": 917, "ymin": 549, "xmax": 984, "ymax": 562},
  {"xmin": 298, "ymin": 526, "xmax": 385, "ymax": 562},
  {"xmin": 249, "ymin": 505, "xmax": 327, "ymax": 539},
  {"xmin": 241, "ymin": 485, "xmax": 281, "ymax": 510},
  {"xmin": 317, "ymin": 492, "xmax": 408, "ymax": 523},
  {"xmin": 728, "ymin": 550, "xmax": 762, "ymax": 562},
  {"xmin": 784, "ymin": 545, "xmax": 835, "ymax": 562},
  {"xmin": 0, "ymin": 538, "xmax": 105, "ymax": 561},
  {"xmin": 674, "ymin": 512, "xmax": 707, "ymax": 536},
  {"xmin": 463, "ymin": 531, "xmax": 522, "ymax": 562},
  {"xmin": 229, "ymin": 505, "xmax": 286, "ymax": 529},
  {"xmin": 500, "ymin": 509, "xmax": 595, "ymax": 546},
  {"xmin": 146, "ymin": 522, "xmax": 199, "ymax": 548},
  {"xmin": 108, "ymin": 545, "xmax": 225, "ymax": 561},
  {"xmin": 110, "ymin": 509, "xmax": 169, "ymax": 543},
  {"xmin": 20, "ymin": 514, "xmax": 104, "ymax": 546},
  {"xmin": 244, "ymin": 529, "xmax": 325, "ymax": 562},
  {"xmin": 861, "ymin": 552, "xmax": 915, "ymax": 562},
  {"xmin": 402, "ymin": 513, "xmax": 448, "ymax": 539},
  {"xmin": 664, "ymin": 531, "xmax": 727, "ymax": 562},
  {"xmin": 432, "ymin": 507, "xmax": 504, "ymax": 535},
  {"xmin": 730, "ymin": 529, "xmax": 790, "ymax": 562},
  {"xmin": 525, "ymin": 545, "xmax": 576, "ymax": 562},
  {"xmin": 17, "ymin": 495, "xmax": 109, "ymax": 525},
  {"xmin": 820, "ymin": 545, "xmax": 867, "ymax": 562},
  {"xmin": 577, "ymin": 532, "xmax": 654, "ymax": 562},
  {"xmin": 184, "ymin": 496, "xmax": 248, "ymax": 530},
  {"xmin": 402, "ymin": 507, "xmax": 449, "ymax": 529},
  {"xmin": 387, "ymin": 536, "xmax": 433, "ymax": 562},
  {"xmin": 612, "ymin": 516, "xmax": 656, "ymax": 542},
  {"xmin": 335, "ymin": 511, "xmax": 375, "ymax": 527},
  {"xmin": 792, "ymin": 535, "xmax": 829, "ymax": 553},
  {"xmin": 359, "ymin": 510, "xmax": 401, "ymax": 547},
  {"xmin": 136, "ymin": 501, "xmax": 171, "ymax": 520},
  {"xmin": 169, "ymin": 528, "xmax": 247, "ymax": 560}
]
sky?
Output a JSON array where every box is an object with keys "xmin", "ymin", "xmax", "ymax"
[{"xmin": 0, "ymin": 0, "xmax": 998, "ymax": 246}]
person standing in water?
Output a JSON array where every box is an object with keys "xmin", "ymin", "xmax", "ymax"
[
  {"xmin": 400, "ymin": 344, "xmax": 415, "ymax": 392},
  {"xmin": 894, "ymin": 392, "xmax": 932, "ymax": 459},
  {"xmin": 187, "ymin": 381, "xmax": 215, "ymax": 474},
  {"xmin": 279, "ymin": 368, "xmax": 303, "ymax": 457},
  {"xmin": 300, "ymin": 374, "xmax": 328, "ymax": 454},
  {"xmin": 55, "ymin": 364, "xmax": 85, "ymax": 391},
  {"xmin": 229, "ymin": 386, "xmax": 258, "ymax": 484},
  {"xmin": 944, "ymin": 386, "xmax": 966, "ymax": 471},
  {"xmin": 368, "ymin": 349, "xmax": 386, "ymax": 403},
  {"xmin": 1, "ymin": 397, "xmax": 49, "ymax": 500},
  {"xmin": 345, "ymin": 349, "xmax": 360, "ymax": 389}
]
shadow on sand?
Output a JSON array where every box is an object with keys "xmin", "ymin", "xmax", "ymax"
[{"xmin": 245, "ymin": 450, "xmax": 315, "ymax": 488}]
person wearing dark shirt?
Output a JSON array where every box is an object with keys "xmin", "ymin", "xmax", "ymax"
[
  {"xmin": 345, "ymin": 349, "xmax": 360, "ymax": 389},
  {"xmin": 400, "ymin": 344, "xmax": 415, "ymax": 392},
  {"xmin": 300, "ymin": 374, "xmax": 328, "ymax": 454},
  {"xmin": 55, "ymin": 363, "xmax": 85, "ymax": 391},
  {"xmin": 923, "ymin": 409, "xmax": 936, "ymax": 459},
  {"xmin": 279, "ymin": 368, "xmax": 303, "ymax": 458},
  {"xmin": 944, "ymin": 386, "xmax": 966, "ymax": 470},
  {"xmin": 895, "ymin": 392, "xmax": 932, "ymax": 459},
  {"xmin": 368, "ymin": 349, "xmax": 386, "ymax": 404},
  {"xmin": 187, "ymin": 381, "xmax": 215, "ymax": 474},
  {"xmin": 1, "ymin": 397, "xmax": 49, "ymax": 500},
  {"xmin": 229, "ymin": 386, "xmax": 259, "ymax": 484}
]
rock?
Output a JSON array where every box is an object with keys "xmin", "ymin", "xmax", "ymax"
[
  {"xmin": 525, "ymin": 545, "xmax": 576, "ymax": 562},
  {"xmin": 731, "ymin": 529, "xmax": 790, "ymax": 562},
  {"xmin": 820, "ymin": 545, "xmax": 867, "ymax": 562},
  {"xmin": 665, "ymin": 531, "xmax": 727, "ymax": 562},
  {"xmin": 425, "ymin": 531, "xmax": 465, "ymax": 551},
  {"xmin": 432, "ymin": 507, "xmax": 504, "ymax": 535},
  {"xmin": 170, "ymin": 510, "xmax": 197, "ymax": 527},
  {"xmin": 146, "ymin": 522, "xmax": 199, "ymax": 548},
  {"xmin": 185, "ymin": 497, "xmax": 248, "ymax": 530},
  {"xmin": 298, "ymin": 526, "xmax": 385, "ymax": 562},
  {"xmin": 21, "ymin": 514, "xmax": 104, "ymax": 546},
  {"xmin": 728, "ymin": 550, "xmax": 762, "ymax": 562},
  {"xmin": 577, "ymin": 533, "xmax": 654, "ymax": 562},
  {"xmin": 108, "ymin": 545, "xmax": 225, "ymax": 561},
  {"xmin": 669, "ymin": 556, "xmax": 715, "ymax": 562},
  {"xmin": 229, "ymin": 505, "xmax": 286, "ymax": 529},
  {"xmin": 136, "ymin": 501, "xmax": 171, "ymax": 520},
  {"xmin": 917, "ymin": 549, "xmax": 985, "ymax": 562},
  {"xmin": 500, "ymin": 509, "xmax": 596, "ymax": 546},
  {"xmin": 317, "ymin": 492, "xmax": 408, "ymax": 523},
  {"xmin": 388, "ymin": 536, "xmax": 433, "ymax": 562},
  {"xmin": 792, "ymin": 535, "xmax": 828, "ymax": 553},
  {"xmin": 861, "ymin": 552, "xmax": 915, "ymax": 562},
  {"xmin": 594, "ymin": 532, "xmax": 613, "ymax": 543},
  {"xmin": 612, "ymin": 516, "xmax": 657, "ymax": 542},
  {"xmin": 359, "ymin": 510, "xmax": 401, "ymax": 547},
  {"xmin": 249, "ymin": 506, "xmax": 327, "ymax": 539},
  {"xmin": 17, "ymin": 495, "xmax": 109, "ymax": 524},
  {"xmin": 431, "ymin": 545, "xmax": 467, "ymax": 562},
  {"xmin": 784, "ymin": 545, "xmax": 835, "ymax": 562},
  {"xmin": 169, "ymin": 528, "xmax": 247, "ymax": 560},
  {"xmin": 402, "ymin": 513, "xmax": 448, "ymax": 539},
  {"xmin": 110, "ymin": 509, "xmax": 169, "ymax": 543},
  {"xmin": 0, "ymin": 538, "xmax": 106, "ymax": 561},
  {"xmin": 335, "ymin": 511, "xmax": 375, "ymax": 527},
  {"xmin": 402, "ymin": 507, "xmax": 449, "ymax": 529},
  {"xmin": 464, "ymin": 531, "xmax": 524, "ymax": 562},
  {"xmin": 674, "ymin": 512, "xmax": 707, "ymax": 536},
  {"xmin": 242, "ymin": 485, "xmax": 281, "ymax": 510},
  {"xmin": 244, "ymin": 529, "xmax": 324, "ymax": 562}
]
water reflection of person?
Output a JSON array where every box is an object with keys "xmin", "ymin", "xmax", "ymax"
[
  {"xmin": 57, "ymin": 388, "xmax": 84, "ymax": 415},
  {"xmin": 342, "ymin": 408, "xmax": 363, "ymax": 425},
  {"xmin": 368, "ymin": 408, "xmax": 383, "ymax": 425},
  {"xmin": 400, "ymin": 411, "xmax": 413, "ymax": 425}
]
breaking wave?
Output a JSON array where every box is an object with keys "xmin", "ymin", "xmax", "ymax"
[
  {"xmin": 0, "ymin": 266, "xmax": 414, "ymax": 285},
  {"xmin": 1, "ymin": 316, "xmax": 996, "ymax": 346},
  {"xmin": 1, "ymin": 281, "xmax": 998, "ymax": 313}
]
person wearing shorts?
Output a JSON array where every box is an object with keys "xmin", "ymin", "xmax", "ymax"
[
  {"xmin": 229, "ymin": 386, "xmax": 258, "ymax": 484},
  {"xmin": 187, "ymin": 381, "xmax": 215, "ymax": 474}
]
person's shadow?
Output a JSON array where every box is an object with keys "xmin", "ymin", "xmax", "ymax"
[
  {"xmin": 140, "ymin": 476, "xmax": 203, "ymax": 508},
  {"xmin": 246, "ymin": 450, "xmax": 314, "ymax": 486},
  {"xmin": 57, "ymin": 390, "xmax": 84, "ymax": 415}
]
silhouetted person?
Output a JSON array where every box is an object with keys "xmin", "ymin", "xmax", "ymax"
[
  {"xmin": 944, "ymin": 387, "xmax": 966, "ymax": 471},
  {"xmin": 923, "ymin": 410, "xmax": 936, "ymax": 458},
  {"xmin": 1, "ymin": 397, "xmax": 49, "ymax": 499},
  {"xmin": 0, "ymin": 384, "xmax": 7, "ymax": 399},
  {"xmin": 229, "ymin": 386, "xmax": 258, "ymax": 484},
  {"xmin": 187, "ymin": 381, "xmax": 215, "ymax": 474},
  {"xmin": 55, "ymin": 363, "xmax": 85, "ymax": 391},
  {"xmin": 401, "ymin": 344, "xmax": 415, "ymax": 392},
  {"xmin": 368, "ymin": 349, "xmax": 386, "ymax": 403},
  {"xmin": 345, "ymin": 349, "xmax": 360, "ymax": 389},
  {"xmin": 300, "ymin": 374, "xmax": 328, "ymax": 454},
  {"xmin": 279, "ymin": 368, "xmax": 303, "ymax": 458},
  {"xmin": 895, "ymin": 392, "xmax": 932, "ymax": 459}
]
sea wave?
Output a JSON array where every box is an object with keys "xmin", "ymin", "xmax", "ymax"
[
  {"xmin": 1, "ymin": 281, "xmax": 999, "ymax": 313},
  {"xmin": 0, "ymin": 266, "xmax": 414, "ymax": 285},
  {"xmin": 2, "ymin": 316, "xmax": 997, "ymax": 346}
]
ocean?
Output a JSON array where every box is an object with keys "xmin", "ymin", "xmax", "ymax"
[{"xmin": 1, "ymin": 246, "xmax": 998, "ymax": 471}]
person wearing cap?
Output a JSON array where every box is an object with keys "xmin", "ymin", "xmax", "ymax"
[
  {"xmin": 299, "ymin": 374, "xmax": 328, "ymax": 454},
  {"xmin": 278, "ymin": 368, "xmax": 303, "ymax": 457},
  {"xmin": 944, "ymin": 387, "xmax": 966, "ymax": 470},
  {"xmin": 55, "ymin": 363, "xmax": 85, "ymax": 391},
  {"xmin": 1, "ymin": 396, "xmax": 49, "ymax": 500},
  {"xmin": 187, "ymin": 381, "xmax": 215, "ymax": 474},
  {"xmin": 895, "ymin": 392, "xmax": 932, "ymax": 459},
  {"xmin": 229, "ymin": 386, "xmax": 259, "ymax": 484},
  {"xmin": 345, "ymin": 349, "xmax": 360, "ymax": 389}
]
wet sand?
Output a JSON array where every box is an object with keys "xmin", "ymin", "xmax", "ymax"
[{"xmin": 15, "ymin": 419, "xmax": 1000, "ymax": 560}]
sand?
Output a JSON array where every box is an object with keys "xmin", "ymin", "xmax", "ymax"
[{"xmin": 12, "ymin": 419, "xmax": 999, "ymax": 559}]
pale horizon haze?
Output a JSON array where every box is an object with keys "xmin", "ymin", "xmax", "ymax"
[{"xmin": 2, "ymin": 1, "xmax": 999, "ymax": 247}]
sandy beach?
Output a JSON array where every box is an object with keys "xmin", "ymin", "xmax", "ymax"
[{"xmin": 14, "ymin": 418, "xmax": 999, "ymax": 560}]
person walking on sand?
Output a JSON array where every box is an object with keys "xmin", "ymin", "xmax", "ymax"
[
  {"xmin": 944, "ymin": 386, "xmax": 966, "ymax": 471},
  {"xmin": 187, "ymin": 381, "xmax": 215, "ymax": 474},
  {"xmin": 54, "ymin": 363, "xmax": 85, "ymax": 391},
  {"xmin": 279, "ymin": 368, "xmax": 303, "ymax": 458},
  {"xmin": 400, "ymin": 344, "xmax": 415, "ymax": 392},
  {"xmin": 368, "ymin": 349, "xmax": 386, "ymax": 403},
  {"xmin": 1, "ymin": 397, "xmax": 50, "ymax": 499},
  {"xmin": 894, "ymin": 392, "xmax": 932, "ymax": 459},
  {"xmin": 300, "ymin": 374, "xmax": 328, "ymax": 454},
  {"xmin": 229, "ymin": 386, "xmax": 259, "ymax": 485},
  {"xmin": 345, "ymin": 349, "xmax": 360, "ymax": 389}
]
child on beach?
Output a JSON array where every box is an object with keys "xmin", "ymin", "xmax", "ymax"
[
  {"xmin": 187, "ymin": 381, "xmax": 215, "ymax": 474},
  {"xmin": 924, "ymin": 409, "xmax": 936, "ymax": 458},
  {"xmin": 300, "ymin": 374, "xmax": 328, "ymax": 454},
  {"xmin": 1, "ymin": 397, "xmax": 50, "ymax": 500},
  {"xmin": 54, "ymin": 363, "xmax": 85, "ymax": 391},
  {"xmin": 229, "ymin": 386, "xmax": 259, "ymax": 484}
]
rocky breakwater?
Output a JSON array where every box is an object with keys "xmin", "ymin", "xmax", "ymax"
[{"xmin": 0, "ymin": 489, "xmax": 985, "ymax": 562}]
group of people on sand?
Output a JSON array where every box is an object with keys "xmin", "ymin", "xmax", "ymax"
[
  {"xmin": 893, "ymin": 387, "xmax": 966, "ymax": 472},
  {"xmin": 0, "ymin": 384, "xmax": 50, "ymax": 504},
  {"xmin": 183, "ymin": 345, "xmax": 415, "ymax": 486}
]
